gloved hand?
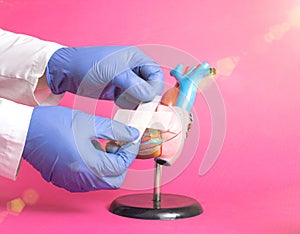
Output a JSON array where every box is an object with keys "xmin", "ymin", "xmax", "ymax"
[
  {"xmin": 22, "ymin": 105, "xmax": 140, "ymax": 192},
  {"xmin": 46, "ymin": 46, "xmax": 164, "ymax": 109}
]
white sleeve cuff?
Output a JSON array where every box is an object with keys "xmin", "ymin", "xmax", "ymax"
[
  {"xmin": 0, "ymin": 28, "xmax": 65, "ymax": 106},
  {"xmin": 0, "ymin": 98, "xmax": 33, "ymax": 180}
]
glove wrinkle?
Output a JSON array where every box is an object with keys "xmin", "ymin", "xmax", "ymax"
[{"xmin": 46, "ymin": 46, "xmax": 164, "ymax": 107}]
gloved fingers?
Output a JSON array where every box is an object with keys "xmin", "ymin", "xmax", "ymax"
[
  {"xmin": 94, "ymin": 116, "xmax": 140, "ymax": 142},
  {"xmin": 94, "ymin": 142, "xmax": 139, "ymax": 178},
  {"xmin": 100, "ymin": 171, "xmax": 127, "ymax": 189},
  {"xmin": 114, "ymin": 93, "xmax": 141, "ymax": 109},
  {"xmin": 99, "ymin": 81, "xmax": 151, "ymax": 109},
  {"xmin": 98, "ymin": 83, "xmax": 117, "ymax": 100},
  {"xmin": 135, "ymin": 64, "xmax": 164, "ymax": 101},
  {"xmin": 113, "ymin": 68, "xmax": 163, "ymax": 103},
  {"xmin": 133, "ymin": 64, "xmax": 164, "ymax": 92}
]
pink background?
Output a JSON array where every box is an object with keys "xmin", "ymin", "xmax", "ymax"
[{"xmin": 1, "ymin": 0, "xmax": 300, "ymax": 233}]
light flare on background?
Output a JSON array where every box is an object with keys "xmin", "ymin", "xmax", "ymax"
[
  {"xmin": 288, "ymin": 7, "xmax": 300, "ymax": 29},
  {"xmin": 215, "ymin": 56, "xmax": 240, "ymax": 77},
  {"xmin": 22, "ymin": 189, "xmax": 39, "ymax": 205},
  {"xmin": 264, "ymin": 6, "xmax": 300, "ymax": 43},
  {"xmin": 264, "ymin": 22, "xmax": 290, "ymax": 43},
  {"xmin": 6, "ymin": 198, "xmax": 25, "ymax": 214},
  {"xmin": 0, "ymin": 189, "xmax": 39, "ymax": 223},
  {"xmin": 0, "ymin": 211, "xmax": 9, "ymax": 224}
]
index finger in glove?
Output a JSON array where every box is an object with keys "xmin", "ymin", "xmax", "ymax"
[
  {"xmin": 100, "ymin": 142, "xmax": 139, "ymax": 177},
  {"xmin": 93, "ymin": 116, "xmax": 140, "ymax": 142},
  {"xmin": 112, "ymin": 67, "xmax": 163, "ymax": 103},
  {"xmin": 87, "ymin": 142, "xmax": 140, "ymax": 189}
]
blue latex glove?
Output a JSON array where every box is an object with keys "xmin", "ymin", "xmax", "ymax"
[
  {"xmin": 46, "ymin": 46, "xmax": 164, "ymax": 109},
  {"xmin": 22, "ymin": 105, "xmax": 140, "ymax": 192}
]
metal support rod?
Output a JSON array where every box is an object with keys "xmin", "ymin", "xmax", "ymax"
[{"xmin": 153, "ymin": 162, "xmax": 163, "ymax": 205}]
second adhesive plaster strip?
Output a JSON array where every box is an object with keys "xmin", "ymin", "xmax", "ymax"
[{"xmin": 114, "ymin": 96, "xmax": 161, "ymax": 143}]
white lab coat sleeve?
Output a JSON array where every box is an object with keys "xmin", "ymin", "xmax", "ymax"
[
  {"xmin": 0, "ymin": 98, "xmax": 33, "ymax": 180},
  {"xmin": 0, "ymin": 29, "xmax": 65, "ymax": 180},
  {"xmin": 0, "ymin": 28, "xmax": 65, "ymax": 106}
]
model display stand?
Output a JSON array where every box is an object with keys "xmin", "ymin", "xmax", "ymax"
[{"xmin": 109, "ymin": 163, "xmax": 202, "ymax": 220}]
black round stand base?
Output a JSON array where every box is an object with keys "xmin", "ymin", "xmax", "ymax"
[{"xmin": 109, "ymin": 193, "xmax": 203, "ymax": 220}]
